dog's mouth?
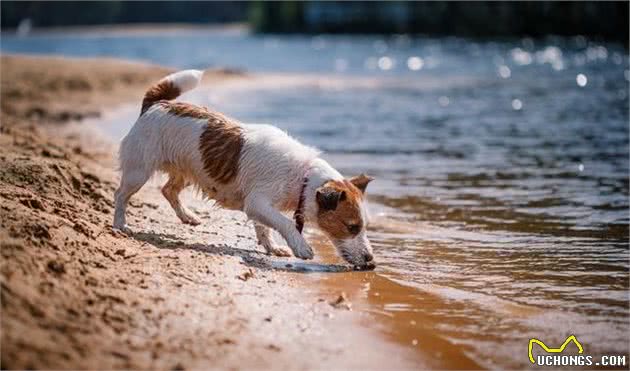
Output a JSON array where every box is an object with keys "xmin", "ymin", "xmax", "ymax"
[
  {"xmin": 353, "ymin": 262, "xmax": 376, "ymax": 271},
  {"xmin": 339, "ymin": 249, "xmax": 376, "ymax": 271}
]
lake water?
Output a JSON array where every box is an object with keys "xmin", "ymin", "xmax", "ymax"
[{"xmin": 3, "ymin": 28, "xmax": 628, "ymax": 368}]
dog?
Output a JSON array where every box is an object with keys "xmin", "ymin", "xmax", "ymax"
[{"xmin": 113, "ymin": 69, "xmax": 375, "ymax": 269}]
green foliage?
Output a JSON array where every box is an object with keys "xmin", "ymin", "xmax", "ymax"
[
  {"xmin": 249, "ymin": 1, "xmax": 304, "ymax": 33},
  {"xmin": 1, "ymin": 1, "xmax": 627, "ymax": 42},
  {"xmin": 0, "ymin": 1, "xmax": 248, "ymax": 28},
  {"xmin": 248, "ymin": 1, "xmax": 628, "ymax": 42}
]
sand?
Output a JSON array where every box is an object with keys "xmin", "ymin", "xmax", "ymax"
[{"xmin": 0, "ymin": 55, "xmax": 418, "ymax": 369}]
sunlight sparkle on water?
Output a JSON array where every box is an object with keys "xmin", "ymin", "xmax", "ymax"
[
  {"xmin": 511, "ymin": 47, "xmax": 533, "ymax": 65},
  {"xmin": 535, "ymin": 46, "xmax": 564, "ymax": 71},
  {"xmin": 407, "ymin": 56, "xmax": 424, "ymax": 71},
  {"xmin": 378, "ymin": 56, "xmax": 394, "ymax": 71},
  {"xmin": 576, "ymin": 73, "xmax": 588, "ymax": 87},
  {"xmin": 511, "ymin": 99, "xmax": 523, "ymax": 110},
  {"xmin": 498, "ymin": 65, "xmax": 511, "ymax": 78}
]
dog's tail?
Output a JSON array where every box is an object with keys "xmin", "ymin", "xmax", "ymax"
[{"xmin": 140, "ymin": 69, "xmax": 204, "ymax": 115}]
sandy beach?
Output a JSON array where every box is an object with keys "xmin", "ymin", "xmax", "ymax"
[{"xmin": 0, "ymin": 55, "xmax": 420, "ymax": 369}]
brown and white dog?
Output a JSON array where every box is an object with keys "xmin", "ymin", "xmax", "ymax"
[{"xmin": 113, "ymin": 70, "xmax": 375, "ymax": 269}]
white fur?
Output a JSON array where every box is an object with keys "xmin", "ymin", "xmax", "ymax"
[
  {"xmin": 113, "ymin": 70, "xmax": 373, "ymax": 266},
  {"xmin": 166, "ymin": 69, "xmax": 204, "ymax": 93}
]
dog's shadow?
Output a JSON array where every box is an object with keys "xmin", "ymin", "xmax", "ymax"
[{"xmin": 130, "ymin": 231, "xmax": 353, "ymax": 273}]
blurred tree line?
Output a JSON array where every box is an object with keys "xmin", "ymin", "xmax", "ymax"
[
  {"xmin": 1, "ymin": 1, "xmax": 248, "ymax": 27},
  {"xmin": 249, "ymin": 1, "xmax": 628, "ymax": 42},
  {"xmin": 1, "ymin": 1, "xmax": 627, "ymax": 43}
]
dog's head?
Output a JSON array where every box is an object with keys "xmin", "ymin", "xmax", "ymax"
[{"xmin": 315, "ymin": 174, "xmax": 375, "ymax": 269}]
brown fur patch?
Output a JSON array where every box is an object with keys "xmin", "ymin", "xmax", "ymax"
[
  {"xmin": 161, "ymin": 102, "xmax": 213, "ymax": 119},
  {"xmin": 349, "ymin": 174, "xmax": 374, "ymax": 193},
  {"xmin": 141, "ymin": 79, "xmax": 180, "ymax": 114},
  {"xmin": 316, "ymin": 180, "xmax": 364, "ymax": 240},
  {"xmin": 198, "ymin": 111, "xmax": 244, "ymax": 184}
]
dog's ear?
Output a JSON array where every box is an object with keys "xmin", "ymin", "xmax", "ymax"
[
  {"xmin": 316, "ymin": 187, "xmax": 346, "ymax": 211},
  {"xmin": 349, "ymin": 174, "xmax": 374, "ymax": 193}
]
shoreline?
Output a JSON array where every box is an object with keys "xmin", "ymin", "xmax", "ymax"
[{"xmin": 0, "ymin": 54, "xmax": 421, "ymax": 369}]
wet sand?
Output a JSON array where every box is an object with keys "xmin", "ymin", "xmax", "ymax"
[{"xmin": 0, "ymin": 55, "xmax": 419, "ymax": 369}]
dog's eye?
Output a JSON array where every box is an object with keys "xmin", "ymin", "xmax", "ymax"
[{"xmin": 346, "ymin": 223, "xmax": 361, "ymax": 235}]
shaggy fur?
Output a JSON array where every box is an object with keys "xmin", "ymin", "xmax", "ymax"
[{"xmin": 113, "ymin": 69, "xmax": 375, "ymax": 267}]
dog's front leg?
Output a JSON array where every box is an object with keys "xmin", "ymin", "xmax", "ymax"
[
  {"xmin": 254, "ymin": 223, "xmax": 292, "ymax": 257},
  {"xmin": 244, "ymin": 196, "xmax": 314, "ymax": 260}
]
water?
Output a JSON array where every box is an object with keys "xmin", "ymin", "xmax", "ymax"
[{"xmin": 3, "ymin": 29, "xmax": 628, "ymax": 368}]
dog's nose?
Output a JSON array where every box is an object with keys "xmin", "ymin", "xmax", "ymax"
[{"xmin": 364, "ymin": 252, "xmax": 374, "ymax": 262}]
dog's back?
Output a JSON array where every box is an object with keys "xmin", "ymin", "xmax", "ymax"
[{"xmin": 115, "ymin": 69, "xmax": 319, "ymax": 226}]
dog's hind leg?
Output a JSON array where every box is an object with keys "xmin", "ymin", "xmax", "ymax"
[
  {"xmin": 113, "ymin": 167, "xmax": 152, "ymax": 233},
  {"xmin": 161, "ymin": 173, "xmax": 201, "ymax": 226},
  {"xmin": 254, "ymin": 223, "xmax": 292, "ymax": 257}
]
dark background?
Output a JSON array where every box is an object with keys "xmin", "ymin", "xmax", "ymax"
[{"xmin": 1, "ymin": 1, "xmax": 628, "ymax": 43}]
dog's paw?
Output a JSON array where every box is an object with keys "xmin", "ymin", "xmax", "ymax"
[
  {"xmin": 295, "ymin": 248, "xmax": 314, "ymax": 260},
  {"xmin": 290, "ymin": 236, "xmax": 314, "ymax": 260},
  {"xmin": 181, "ymin": 213, "xmax": 202, "ymax": 226},
  {"xmin": 177, "ymin": 208, "xmax": 202, "ymax": 226},
  {"xmin": 266, "ymin": 244, "xmax": 293, "ymax": 257},
  {"xmin": 112, "ymin": 225, "xmax": 132, "ymax": 236}
]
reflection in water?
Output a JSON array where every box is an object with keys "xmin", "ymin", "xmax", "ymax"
[
  {"xmin": 8, "ymin": 31, "xmax": 627, "ymax": 368},
  {"xmin": 305, "ymin": 224, "xmax": 627, "ymax": 369}
]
